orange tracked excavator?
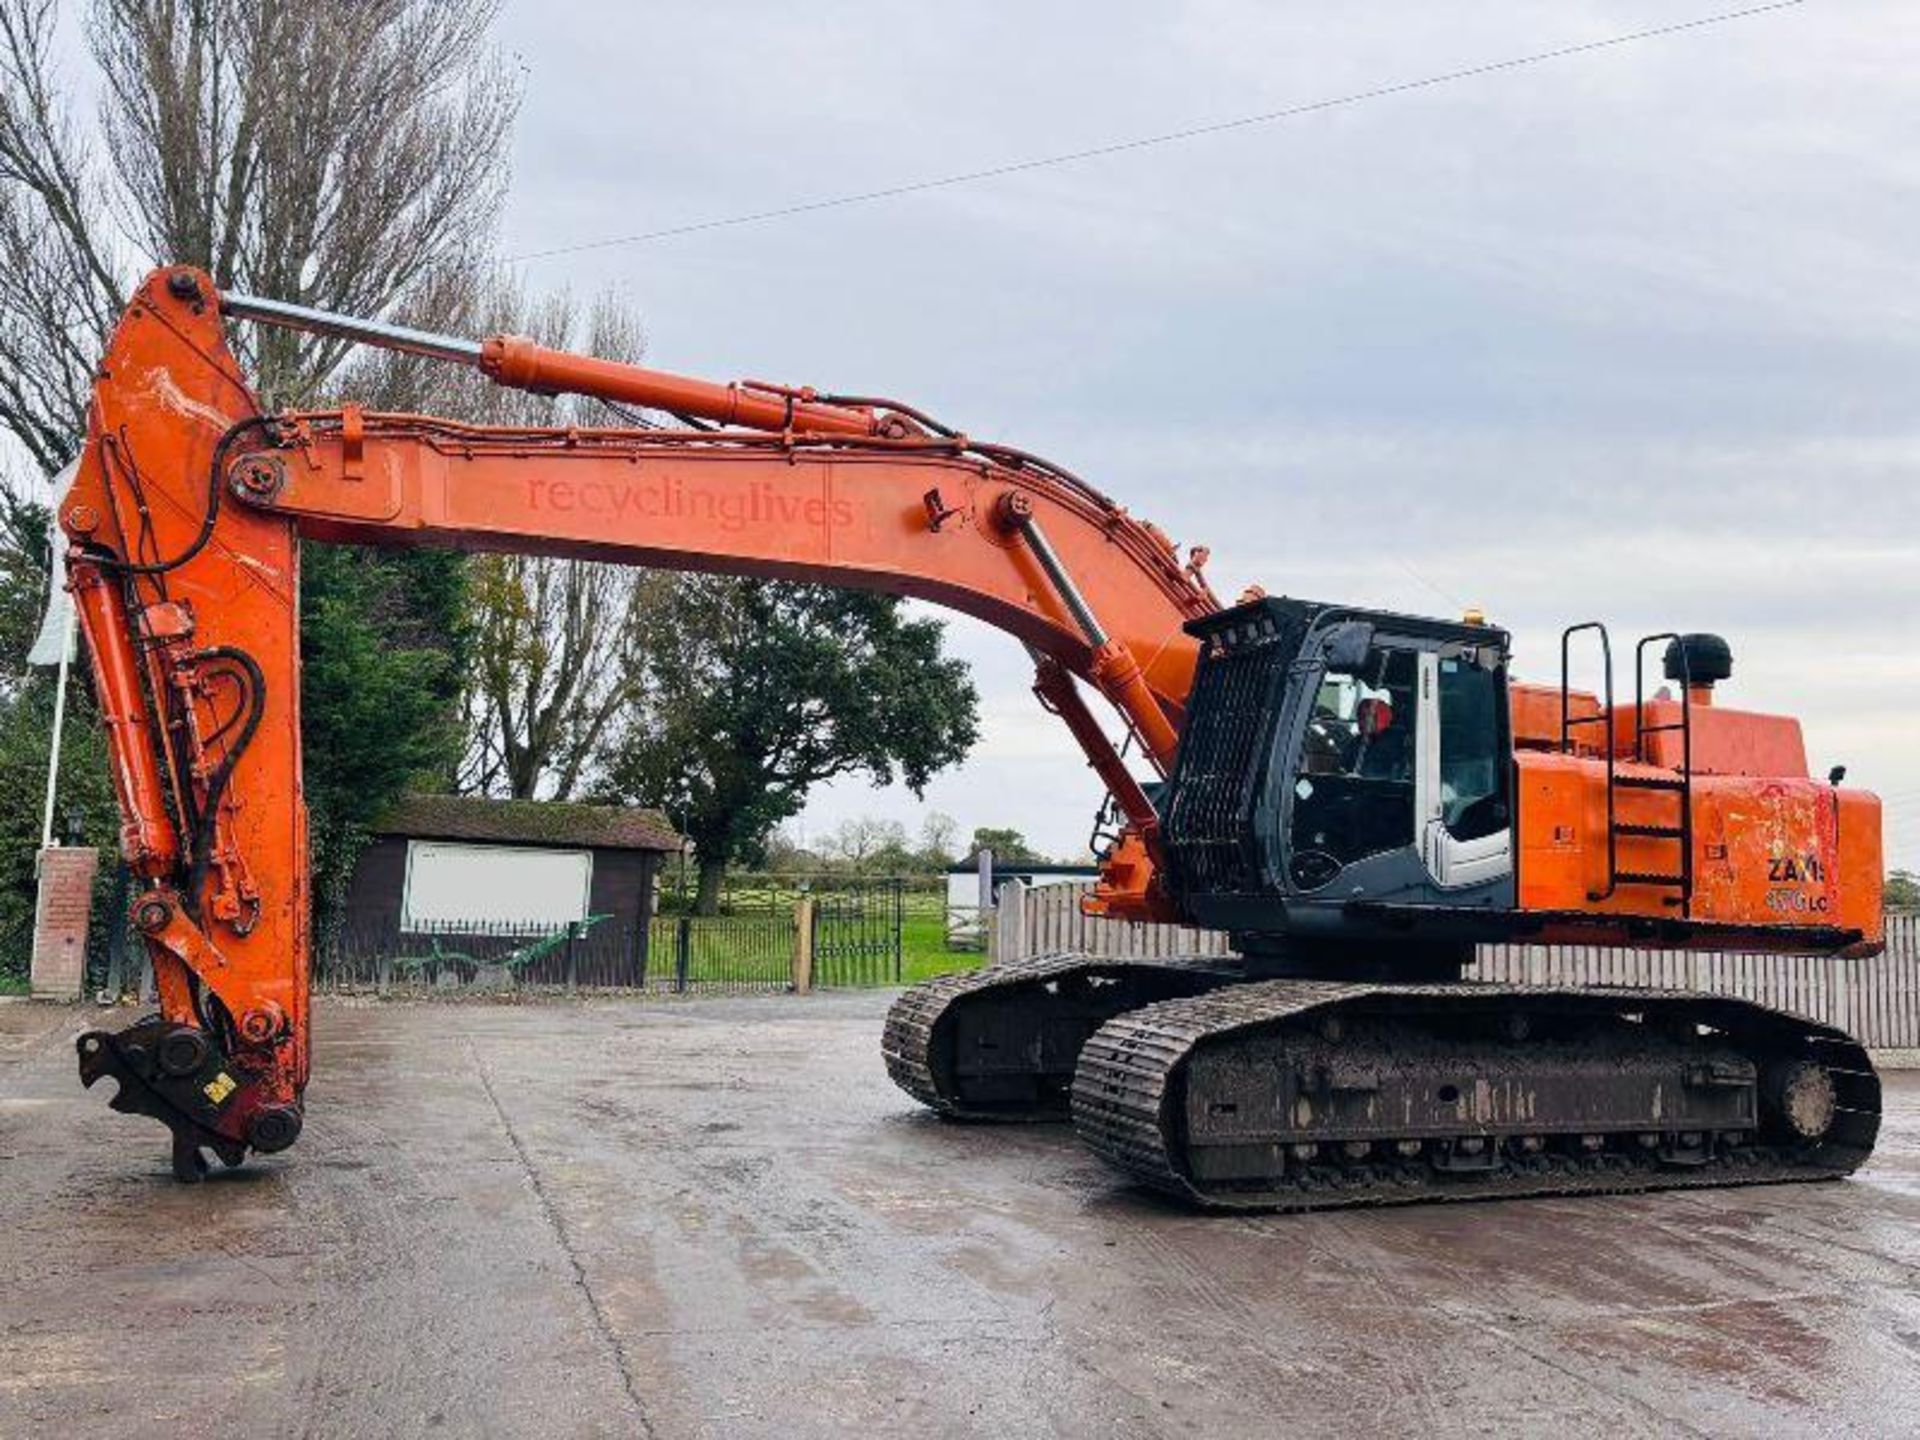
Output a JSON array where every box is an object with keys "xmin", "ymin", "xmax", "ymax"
[{"xmin": 67, "ymin": 268, "xmax": 1881, "ymax": 1207}]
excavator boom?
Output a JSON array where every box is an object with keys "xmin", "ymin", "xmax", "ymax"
[{"xmin": 63, "ymin": 268, "xmax": 1211, "ymax": 1176}]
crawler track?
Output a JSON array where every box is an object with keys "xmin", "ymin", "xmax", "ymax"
[
  {"xmin": 1072, "ymin": 980, "xmax": 1881, "ymax": 1211},
  {"xmin": 884, "ymin": 953, "xmax": 1240, "ymax": 1120}
]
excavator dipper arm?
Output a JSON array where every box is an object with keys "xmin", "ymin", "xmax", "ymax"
[{"xmin": 62, "ymin": 268, "xmax": 1216, "ymax": 1175}]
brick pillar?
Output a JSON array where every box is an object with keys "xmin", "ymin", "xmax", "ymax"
[{"xmin": 31, "ymin": 846, "xmax": 98, "ymax": 1001}]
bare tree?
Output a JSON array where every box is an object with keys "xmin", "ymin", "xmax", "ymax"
[
  {"xmin": 463, "ymin": 557, "xmax": 668, "ymax": 801},
  {"xmin": 917, "ymin": 811, "xmax": 959, "ymax": 867},
  {"xmin": 819, "ymin": 817, "xmax": 919, "ymax": 874},
  {"xmin": 0, "ymin": 0, "xmax": 666, "ymax": 815},
  {"xmin": 0, "ymin": 0, "xmax": 514, "ymax": 472},
  {"xmin": 0, "ymin": 0, "xmax": 520, "ymax": 927},
  {"xmin": 0, "ymin": 0, "xmax": 123, "ymax": 472},
  {"xmin": 435, "ymin": 277, "xmax": 665, "ymax": 801},
  {"xmin": 349, "ymin": 273, "xmax": 648, "ymax": 424},
  {"xmin": 817, "ymin": 813, "xmax": 958, "ymax": 874}
]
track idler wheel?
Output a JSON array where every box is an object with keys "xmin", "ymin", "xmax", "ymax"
[{"xmin": 1762, "ymin": 1059, "xmax": 1837, "ymax": 1144}]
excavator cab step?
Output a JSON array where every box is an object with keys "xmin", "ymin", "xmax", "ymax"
[
  {"xmin": 1560, "ymin": 622, "xmax": 1699, "ymax": 914},
  {"xmin": 1615, "ymin": 773, "xmax": 1687, "ymax": 792}
]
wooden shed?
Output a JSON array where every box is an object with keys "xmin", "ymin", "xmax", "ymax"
[{"xmin": 342, "ymin": 796, "xmax": 683, "ymax": 974}]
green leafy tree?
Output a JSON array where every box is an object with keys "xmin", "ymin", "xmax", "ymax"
[
  {"xmin": 1888, "ymin": 869, "xmax": 1920, "ymax": 912},
  {"xmin": 0, "ymin": 672, "xmax": 115, "ymax": 983},
  {"xmin": 300, "ymin": 546, "xmax": 466, "ymax": 923},
  {"xmin": 0, "ymin": 470, "xmax": 117, "ymax": 980},
  {"xmin": 597, "ymin": 579, "xmax": 979, "ymax": 913},
  {"xmin": 0, "ymin": 493, "xmax": 49, "ymax": 669},
  {"xmin": 758, "ymin": 825, "xmax": 819, "ymax": 874},
  {"xmin": 967, "ymin": 826, "xmax": 1047, "ymax": 865}
]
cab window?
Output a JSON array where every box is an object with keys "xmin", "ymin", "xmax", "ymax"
[
  {"xmin": 1288, "ymin": 646, "xmax": 1416, "ymax": 881},
  {"xmin": 1438, "ymin": 651, "xmax": 1505, "ymax": 842}
]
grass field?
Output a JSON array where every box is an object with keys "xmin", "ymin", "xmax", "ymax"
[
  {"xmin": 652, "ymin": 909, "xmax": 980, "ymax": 989},
  {"xmin": 649, "ymin": 875, "xmax": 981, "ymax": 987},
  {"xmin": 901, "ymin": 913, "xmax": 983, "ymax": 984}
]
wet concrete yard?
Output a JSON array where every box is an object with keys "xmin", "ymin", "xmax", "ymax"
[{"xmin": 3, "ymin": 992, "xmax": 1918, "ymax": 1437}]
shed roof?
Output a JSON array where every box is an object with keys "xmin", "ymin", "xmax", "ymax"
[{"xmin": 373, "ymin": 795, "xmax": 682, "ymax": 852}]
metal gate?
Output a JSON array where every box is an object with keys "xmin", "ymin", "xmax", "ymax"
[{"xmin": 811, "ymin": 880, "xmax": 904, "ymax": 987}]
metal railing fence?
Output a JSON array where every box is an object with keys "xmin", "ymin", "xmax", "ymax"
[{"xmin": 307, "ymin": 914, "xmax": 800, "ymax": 996}]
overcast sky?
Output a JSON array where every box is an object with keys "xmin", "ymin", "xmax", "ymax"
[
  {"xmin": 29, "ymin": 3, "xmax": 1909, "ymax": 867},
  {"xmin": 486, "ymin": 0, "xmax": 1917, "ymax": 867}
]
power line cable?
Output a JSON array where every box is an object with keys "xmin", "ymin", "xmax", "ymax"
[{"xmin": 505, "ymin": 1, "xmax": 1808, "ymax": 266}]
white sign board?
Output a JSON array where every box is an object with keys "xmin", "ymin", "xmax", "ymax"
[
  {"xmin": 27, "ymin": 460, "xmax": 78, "ymax": 668},
  {"xmin": 402, "ymin": 841, "xmax": 593, "ymax": 933}
]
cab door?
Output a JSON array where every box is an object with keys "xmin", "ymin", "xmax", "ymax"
[
  {"xmin": 1414, "ymin": 647, "xmax": 1514, "ymax": 889},
  {"xmin": 1283, "ymin": 640, "xmax": 1421, "ymax": 893}
]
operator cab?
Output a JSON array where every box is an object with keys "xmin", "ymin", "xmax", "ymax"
[{"xmin": 1159, "ymin": 597, "xmax": 1515, "ymax": 969}]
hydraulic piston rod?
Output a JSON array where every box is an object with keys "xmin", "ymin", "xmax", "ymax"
[
  {"xmin": 1000, "ymin": 497, "xmax": 1180, "ymax": 769},
  {"xmin": 220, "ymin": 289, "xmax": 883, "ymax": 436},
  {"xmin": 1019, "ymin": 514, "xmax": 1110, "ymax": 646},
  {"xmin": 222, "ymin": 292, "xmax": 484, "ymax": 365}
]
